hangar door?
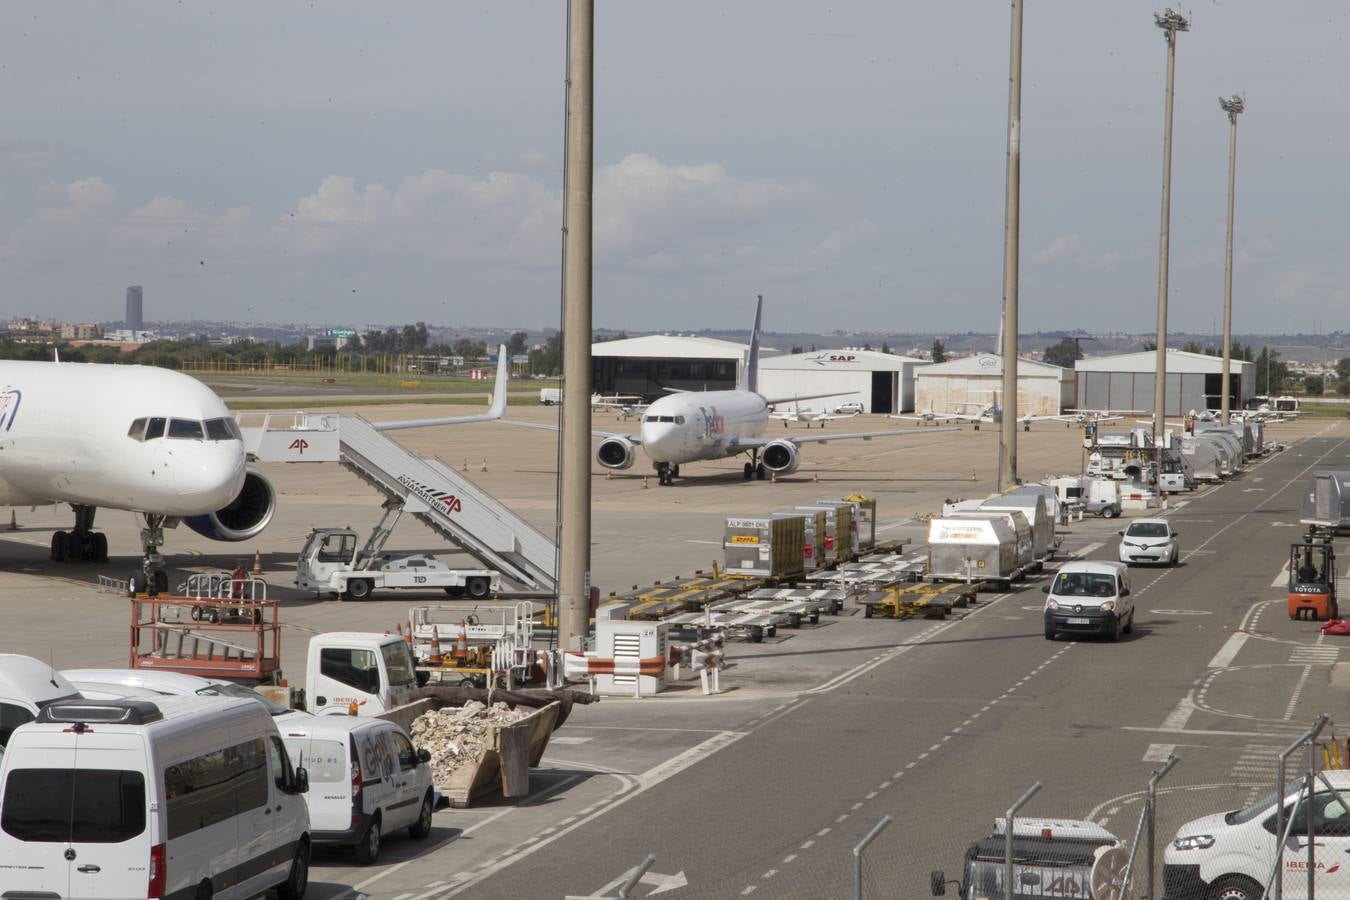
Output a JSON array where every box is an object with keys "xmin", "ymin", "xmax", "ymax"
[{"xmin": 871, "ymin": 372, "xmax": 895, "ymax": 414}]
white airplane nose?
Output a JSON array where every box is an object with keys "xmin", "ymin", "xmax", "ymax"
[{"xmin": 173, "ymin": 445, "xmax": 246, "ymax": 507}]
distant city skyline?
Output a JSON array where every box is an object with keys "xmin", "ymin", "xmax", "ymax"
[{"xmin": 1, "ymin": 4, "xmax": 1347, "ymax": 333}]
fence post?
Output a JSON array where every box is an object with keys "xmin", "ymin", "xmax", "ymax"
[
  {"xmin": 852, "ymin": 815, "xmax": 893, "ymax": 900},
  {"xmin": 1143, "ymin": 753, "xmax": 1179, "ymax": 899},
  {"xmin": 1005, "ymin": 783, "xmax": 1042, "ymax": 900},
  {"xmin": 1269, "ymin": 714, "xmax": 1329, "ymax": 900},
  {"xmin": 616, "ymin": 853, "xmax": 656, "ymax": 900}
]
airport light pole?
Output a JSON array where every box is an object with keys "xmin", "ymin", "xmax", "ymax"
[
  {"xmin": 998, "ymin": 0, "xmax": 1024, "ymax": 492},
  {"xmin": 1219, "ymin": 95, "xmax": 1244, "ymax": 424},
  {"xmin": 1151, "ymin": 9, "xmax": 1188, "ymax": 441},
  {"xmin": 558, "ymin": 0, "xmax": 594, "ymax": 652}
]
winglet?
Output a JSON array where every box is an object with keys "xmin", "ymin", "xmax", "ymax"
[
  {"xmin": 373, "ymin": 343, "xmax": 510, "ymax": 431},
  {"xmin": 742, "ymin": 294, "xmax": 762, "ymax": 394}
]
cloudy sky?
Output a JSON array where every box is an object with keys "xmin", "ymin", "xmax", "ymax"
[{"xmin": 0, "ymin": 2, "xmax": 1345, "ymax": 334}]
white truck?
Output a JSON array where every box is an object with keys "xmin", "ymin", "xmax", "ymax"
[{"xmin": 295, "ymin": 525, "xmax": 501, "ymax": 601}]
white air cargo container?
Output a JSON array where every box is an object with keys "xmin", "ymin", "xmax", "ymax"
[
  {"xmin": 724, "ymin": 515, "xmax": 806, "ymax": 579},
  {"xmin": 926, "ymin": 515, "xmax": 1021, "ymax": 587},
  {"xmin": 980, "ymin": 492, "xmax": 1053, "ymax": 568}
]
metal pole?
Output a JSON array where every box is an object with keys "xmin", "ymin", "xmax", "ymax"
[
  {"xmin": 617, "ymin": 854, "xmax": 656, "ymax": 900},
  {"xmin": 1152, "ymin": 10, "xmax": 1188, "ymax": 440},
  {"xmin": 1145, "ymin": 753, "xmax": 1179, "ymax": 899},
  {"xmin": 852, "ymin": 815, "xmax": 893, "ymax": 900},
  {"xmin": 1006, "ymin": 782, "xmax": 1041, "ymax": 900},
  {"xmin": 558, "ymin": 0, "xmax": 594, "ymax": 653},
  {"xmin": 1272, "ymin": 714, "xmax": 1328, "ymax": 900},
  {"xmin": 998, "ymin": 0, "xmax": 1024, "ymax": 492},
  {"xmin": 1219, "ymin": 96, "xmax": 1244, "ymax": 424}
]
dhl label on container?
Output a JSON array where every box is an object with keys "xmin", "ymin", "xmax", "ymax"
[
  {"xmin": 730, "ymin": 535, "xmax": 760, "ymax": 545},
  {"xmin": 726, "ymin": 518, "xmax": 770, "ymax": 528}
]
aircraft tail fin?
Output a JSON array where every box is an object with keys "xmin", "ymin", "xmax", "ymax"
[{"xmin": 741, "ymin": 294, "xmax": 763, "ymax": 394}]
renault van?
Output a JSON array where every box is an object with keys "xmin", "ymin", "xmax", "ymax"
[
  {"xmin": 1042, "ymin": 560, "xmax": 1134, "ymax": 641},
  {"xmin": 0, "ymin": 654, "xmax": 82, "ymax": 748},
  {"xmin": 281, "ymin": 715, "xmax": 434, "ymax": 864},
  {"xmin": 0, "ymin": 696, "xmax": 311, "ymax": 900}
]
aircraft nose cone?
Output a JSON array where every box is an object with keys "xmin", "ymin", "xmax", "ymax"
[{"xmin": 174, "ymin": 444, "xmax": 246, "ymax": 507}]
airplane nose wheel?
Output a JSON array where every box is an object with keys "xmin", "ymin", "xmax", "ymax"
[
  {"xmin": 656, "ymin": 463, "xmax": 674, "ymax": 486},
  {"xmin": 743, "ymin": 462, "xmax": 754, "ymax": 481},
  {"xmin": 755, "ymin": 463, "xmax": 767, "ymax": 480}
]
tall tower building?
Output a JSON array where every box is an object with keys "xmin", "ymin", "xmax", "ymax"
[{"xmin": 126, "ymin": 286, "xmax": 143, "ymax": 330}]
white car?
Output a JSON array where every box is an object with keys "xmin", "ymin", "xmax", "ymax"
[
  {"xmin": 1164, "ymin": 771, "xmax": 1350, "ymax": 900},
  {"xmin": 834, "ymin": 401, "xmax": 864, "ymax": 414},
  {"xmin": 1117, "ymin": 518, "xmax": 1179, "ymax": 566}
]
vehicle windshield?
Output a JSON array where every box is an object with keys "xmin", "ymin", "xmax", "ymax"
[
  {"xmin": 382, "ymin": 641, "xmax": 416, "ymax": 686},
  {"xmin": 1052, "ymin": 572, "xmax": 1118, "ymax": 598},
  {"xmin": 1126, "ymin": 523, "xmax": 1169, "ymax": 538},
  {"xmin": 196, "ymin": 683, "xmax": 290, "ymax": 716},
  {"xmin": 1228, "ymin": 790, "xmax": 1279, "ymax": 825}
]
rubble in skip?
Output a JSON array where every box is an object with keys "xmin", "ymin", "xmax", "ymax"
[{"xmin": 410, "ymin": 701, "xmax": 530, "ymax": 781}]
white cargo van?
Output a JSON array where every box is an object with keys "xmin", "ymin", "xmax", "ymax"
[
  {"xmin": 1042, "ymin": 560, "xmax": 1134, "ymax": 641},
  {"xmin": 0, "ymin": 696, "xmax": 311, "ymax": 900},
  {"xmin": 0, "ymin": 654, "xmax": 82, "ymax": 748},
  {"xmin": 281, "ymin": 715, "xmax": 434, "ymax": 864},
  {"xmin": 306, "ymin": 633, "xmax": 418, "ymax": 717},
  {"xmin": 61, "ymin": 667, "xmax": 311, "ymax": 723}
]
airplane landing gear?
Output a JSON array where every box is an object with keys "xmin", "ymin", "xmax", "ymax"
[
  {"xmin": 127, "ymin": 513, "xmax": 170, "ymax": 596},
  {"xmin": 656, "ymin": 462, "xmax": 673, "ymax": 486},
  {"xmin": 743, "ymin": 451, "xmax": 767, "ymax": 481},
  {"xmin": 49, "ymin": 504, "xmax": 109, "ymax": 563}
]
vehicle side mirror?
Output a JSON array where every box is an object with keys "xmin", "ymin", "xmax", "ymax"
[
  {"xmin": 294, "ymin": 766, "xmax": 309, "ymax": 794},
  {"xmin": 417, "ymin": 748, "xmax": 431, "ymax": 764},
  {"xmin": 1120, "ymin": 587, "xmax": 1130, "ymax": 596},
  {"xmin": 1117, "ymin": 530, "xmax": 1124, "ymax": 536},
  {"xmin": 930, "ymin": 870, "xmax": 946, "ymax": 896},
  {"xmin": 1041, "ymin": 585, "xmax": 1051, "ymax": 594},
  {"xmin": 1172, "ymin": 532, "xmax": 1180, "ymax": 538}
]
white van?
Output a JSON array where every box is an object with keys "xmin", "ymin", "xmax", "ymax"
[
  {"xmin": 306, "ymin": 633, "xmax": 418, "ymax": 716},
  {"xmin": 281, "ymin": 715, "xmax": 434, "ymax": 864},
  {"xmin": 0, "ymin": 696, "xmax": 311, "ymax": 900},
  {"xmin": 0, "ymin": 654, "xmax": 82, "ymax": 748},
  {"xmin": 1042, "ymin": 560, "xmax": 1134, "ymax": 641},
  {"xmin": 61, "ymin": 667, "xmax": 311, "ymax": 723},
  {"xmin": 1164, "ymin": 771, "xmax": 1350, "ymax": 900}
]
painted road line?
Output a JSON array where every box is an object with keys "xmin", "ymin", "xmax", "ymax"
[
  {"xmin": 1271, "ymin": 563, "xmax": 1290, "ymax": 589},
  {"xmin": 1207, "ymin": 632, "xmax": 1249, "ymax": 669},
  {"xmin": 1160, "ymin": 695, "xmax": 1197, "ymax": 732},
  {"xmin": 1072, "ymin": 542, "xmax": 1104, "ymax": 559},
  {"xmin": 1143, "ymin": 743, "xmax": 1176, "ymax": 763}
]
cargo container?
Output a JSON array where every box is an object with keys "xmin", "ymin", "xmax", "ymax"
[
  {"xmin": 795, "ymin": 503, "xmax": 855, "ymax": 565},
  {"xmin": 926, "ymin": 516, "xmax": 1020, "ymax": 587},
  {"xmin": 950, "ymin": 511, "xmax": 1033, "ymax": 574},
  {"xmin": 1006, "ymin": 483, "xmax": 1061, "ymax": 524},
  {"xmin": 1302, "ymin": 471, "xmax": 1350, "ymax": 531},
  {"xmin": 723, "ymin": 515, "xmax": 806, "ymax": 579},
  {"xmin": 836, "ymin": 494, "xmax": 877, "ymax": 551},
  {"xmin": 775, "ymin": 508, "xmax": 826, "ymax": 572},
  {"xmin": 980, "ymin": 492, "xmax": 1054, "ymax": 569},
  {"xmin": 812, "ymin": 499, "xmax": 866, "ymax": 556}
]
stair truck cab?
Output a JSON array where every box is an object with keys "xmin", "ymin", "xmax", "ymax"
[
  {"xmin": 0, "ymin": 696, "xmax": 310, "ymax": 900},
  {"xmin": 932, "ymin": 817, "xmax": 1121, "ymax": 899}
]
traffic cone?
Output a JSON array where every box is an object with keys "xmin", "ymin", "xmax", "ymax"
[
  {"xmin": 770, "ymin": 471, "xmax": 777, "ymax": 483},
  {"xmin": 970, "ymin": 470, "xmax": 977, "ymax": 483},
  {"xmin": 606, "ymin": 470, "xmax": 612, "ymax": 480},
  {"xmin": 462, "ymin": 459, "xmax": 469, "ymax": 472},
  {"xmin": 428, "ymin": 626, "xmax": 443, "ymax": 665},
  {"xmin": 404, "ymin": 619, "xmax": 413, "ymax": 646},
  {"xmin": 811, "ymin": 472, "xmax": 819, "ymax": 483},
  {"xmin": 7, "ymin": 511, "xmax": 16, "ymax": 530},
  {"xmin": 642, "ymin": 476, "xmax": 649, "ymax": 489},
  {"xmin": 481, "ymin": 458, "xmax": 489, "ymax": 473},
  {"xmin": 456, "ymin": 622, "xmax": 468, "ymax": 661},
  {"xmin": 251, "ymin": 549, "xmax": 263, "ymax": 575}
]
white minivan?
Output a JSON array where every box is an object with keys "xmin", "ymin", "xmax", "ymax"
[
  {"xmin": 0, "ymin": 696, "xmax": 311, "ymax": 900},
  {"xmin": 281, "ymin": 715, "xmax": 434, "ymax": 864},
  {"xmin": 1164, "ymin": 771, "xmax": 1350, "ymax": 900},
  {"xmin": 0, "ymin": 654, "xmax": 82, "ymax": 748},
  {"xmin": 1042, "ymin": 560, "xmax": 1134, "ymax": 641},
  {"xmin": 61, "ymin": 667, "xmax": 312, "ymax": 723}
]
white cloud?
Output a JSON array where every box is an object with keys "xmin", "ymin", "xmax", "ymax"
[
  {"xmin": 811, "ymin": 219, "xmax": 881, "ymax": 259},
  {"xmin": 1030, "ymin": 233, "xmax": 1081, "ymax": 265}
]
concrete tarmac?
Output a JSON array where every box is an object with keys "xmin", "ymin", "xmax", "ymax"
[{"xmin": 0, "ymin": 403, "xmax": 1339, "ymax": 899}]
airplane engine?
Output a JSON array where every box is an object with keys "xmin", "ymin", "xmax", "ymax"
[
  {"xmin": 596, "ymin": 437, "xmax": 638, "ymax": 470},
  {"xmin": 762, "ymin": 440, "xmax": 801, "ymax": 475},
  {"xmin": 182, "ymin": 465, "xmax": 277, "ymax": 542}
]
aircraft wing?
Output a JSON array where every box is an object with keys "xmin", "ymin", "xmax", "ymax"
[
  {"xmin": 491, "ymin": 419, "xmax": 642, "ymax": 444},
  {"xmin": 373, "ymin": 345, "xmax": 510, "ymax": 431},
  {"xmin": 761, "ymin": 390, "xmax": 859, "ymax": 406},
  {"xmin": 737, "ymin": 425, "xmax": 962, "ymax": 448}
]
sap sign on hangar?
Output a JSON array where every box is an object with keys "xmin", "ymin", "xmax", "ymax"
[{"xmin": 756, "ymin": 349, "xmax": 927, "ymax": 415}]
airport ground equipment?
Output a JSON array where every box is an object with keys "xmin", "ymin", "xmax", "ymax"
[
  {"xmin": 294, "ymin": 510, "xmax": 501, "ymax": 600},
  {"xmin": 589, "ymin": 618, "xmax": 668, "ymax": 695},
  {"xmin": 1302, "ymin": 471, "xmax": 1350, "ymax": 531},
  {"xmin": 606, "ymin": 573, "xmax": 760, "ymax": 621},
  {"xmin": 723, "ymin": 514, "xmax": 806, "ymax": 579},
  {"xmin": 795, "ymin": 503, "xmax": 855, "ymax": 564},
  {"xmin": 128, "ymin": 593, "xmax": 282, "ymax": 682},
  {"xmin": 1289, "ymin": 530, "xmax": 1339, "ymax": 621},
  {"xmin": 805, "ymin": 553, "xmax": 927, "ymax": 592},
  {"xmin": 930, "ymin": 818, "xmax": 1121, "ymax": 900},
  {"xmin": 948, "ymin": 510, "xmax": 1033, "ymax": 577},
  {"xmin": 860, "ymin": 580, "xmax": 982, "ymax": 619},
  {"xmin": 240, "ymin": 412, "xmax": 557, "ymax": 591},
  {"xmin": 837, "ymin": 493, "xmax": 877, "ymax": 551},
  {"xmin": 980, "ymin": 491, "xmax": 1055, "ymax": 570},
  {"xmin": 774, "ymin": 507, "xmax": 826, "ymax": 571},
  {"xmin": 408, "ymin": 602, "xmax": 538, "ymax": 688},
  {"xmin": 927, "ymin": 516, "xmax": 1022, "ymax": 588}
]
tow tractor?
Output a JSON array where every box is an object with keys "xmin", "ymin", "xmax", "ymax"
[
  {"xmin": 295, "ymin": 501, "xmax": 500, "ymax": 601},
  {"xmin": 932, "ymin": 817, "xmax": 1123, "ymax": 900},
  {"xmin": 1289, "ymin": 528, "xmax": 1338, "ymax": 621}
]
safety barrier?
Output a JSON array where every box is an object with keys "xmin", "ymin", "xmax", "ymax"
[{"xmin": 668, "ymin": 635, "xmax": 726, "ymax": 695}]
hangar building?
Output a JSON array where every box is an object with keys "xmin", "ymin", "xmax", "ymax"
[
  {"xmin": 915, "ymin": 354, "xmax": 1073, "ymax": 416},
  {"xmin": 1074, "ymin": 349, "xmax": 1256, "ymax": 416},
  {"xmin": 592, "ymin": 335, "xmax": 756, "ymax": 400},
  {"xmin": 756, "ymin": 349, "xmax": 926, "ymax": 414}
]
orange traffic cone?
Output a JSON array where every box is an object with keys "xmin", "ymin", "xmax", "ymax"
[
  {"xmin": 456, "ymin": 622, "xmax": 468, "ymax": 661},
  {"xmin": 251, "ymin": 549, "xmax": 263, "ymax": 575},
  {"xmin": 7, "ymin": 511, "xmax": 16, "ymax": 530},
  {"xmin": 428, "ymin": 626, "xmax": 443, "ymax": 665},
  {"xmin": 811, "ymin": 472, "xmax": 819, "ymax": 484},
  {"xmin": 606, "ymin": 470, "xmax": 612, "ymax": 480},
  {"xmin": 404, "ymin": 620, "xmax": 413, "ymax": 646}
]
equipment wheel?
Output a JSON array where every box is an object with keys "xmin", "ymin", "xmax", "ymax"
[
  {"xmin": 809, "ymin": 610, "xmax": 820, "ymax": 625},
  {"xmin": 1044, "ymin": 625, "xmax": 1056, "ymax": 640},
  {"xmin": 355, "ymin": 815, "xmax": 382, "ymax": 865},
  {"xmin": 749, "ymin": 625, "xmax": 764, "ymax": 643},
  {"xmin": 127, "ymin": 572, "xmax": 144, "ymax": 596},
  {"xmin": 1102, "ymin": 506, "xmax": 1118, "ymax": 519},
  {"xmin": 755, "ymin": 463, "xmax": 767, "ymax": 480},
  {"xmin": 1123, "ymin": 610, "xmax": 1134, "ymax": 634},
  {"xmin": 50, "ymin": 530, "xmax": 68, "ymax": 561},
  {"xmin": 276, "ymin": 840, "xmax": 310, "ymax": 900},
  {"xmin": 153, "ymin": 569, "xmax": 169, "ymax": 594},
  {"xmin": 409, "ymin": 792, "xmax": 434, "ymax": 840},
  {"xmin": 458, "ymin": 677, "xmax": 479, "ymax": 688},
  {"xmin": 863, "ymin": 604, "xmax": 874, "ymax": 619},
  {"xmin": 671, "ymin": 464, "xmax": 680, "ymax": 478},
  {"xmin": 91, "ymin": 532, "xmax": 109, "ymax": 563},
  {"xmin": 766, "ymin": 624, "xmax": 777, "ymax": 638},
  {"xmin": 190, "ymin": 605, "xmax": 202, "ymax": 621},
  {"xmin": 347, "ymin": 578, "xmax": 373, "ymax": 601},
  {"xmin": 789, "ymin": 613, "xmax": 803, "ymax": 629},
  {"xmin": 466, "ymin": 577, "xmax": 491, "ymax": 600},
  {"xmin": 206, "ymin": 608, "xmax": 221, "ymax": 625},
  {"xmin": 743, "ymin": 462, "xmax": 754, "ymax": 480},
  {"xmin": 1205, "ymin": 874, "xmax": 1262, "ymax": 900}
]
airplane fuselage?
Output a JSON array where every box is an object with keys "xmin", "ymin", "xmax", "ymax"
[
  {"xmin": 639, "ymin": 390, "xmax": 769, "ymax": 465},
  {"xmin": 0, "ymin": 361, "xmax": 246, "ymax": 515}
]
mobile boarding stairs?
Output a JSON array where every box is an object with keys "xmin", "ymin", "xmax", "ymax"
[{"xmin": 239, "ymin": 413, "xmax": 557, "ymax": 594}]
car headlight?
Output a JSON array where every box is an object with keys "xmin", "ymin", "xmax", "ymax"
[
  {"xmin": 1046, "ymin": 598, "xmax": 1059, "ymax": 610},
  {"xmin": 1172, "ymin": 834, "xmax": 1215, "ymax": 851},
  {"xmin": 1100, "ymin": 601, "xmax": 1115, "ymax": 612}
]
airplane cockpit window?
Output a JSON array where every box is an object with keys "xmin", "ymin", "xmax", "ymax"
[
  {"xmin": 144, "ymin": 417, "xmax": 167, "ymax": 440},
  {"xmin": 167, "ymin": 418, "xmax": 204, "ymax": 440},
  {"xmin": 204, "ymin": 418, "xmax": 242, "ymax": 441},
  {"xmin": 127, "ymin": 418, "xmax": 148, "ymax": 441},
  {"xmin": 644, "ymin": 415, "xmax": 656, "ymax": 423},
  {"xmin": 674, "ymin": 416, "xmax": 686, "ymax": 425}
]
